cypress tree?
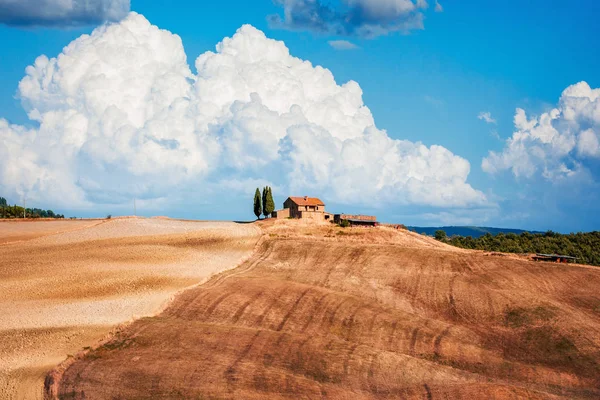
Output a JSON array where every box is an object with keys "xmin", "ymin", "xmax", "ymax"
[
  {"xmin": 262, "ymin": 187, "xmax": 268, "ymax": 218},
  {"xmin": 265, "ymin": 186, "xmax": 275, "ymax": 217},
  {"xmin": 253, "ymin": 188, "xmax": 262, "ymax": 219}
]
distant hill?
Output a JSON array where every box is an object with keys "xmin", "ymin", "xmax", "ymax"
[{"xmin": 407, "ymin": 226, "xmax": 542, "ymax": 238}]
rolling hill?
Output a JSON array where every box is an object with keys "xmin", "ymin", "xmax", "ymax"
[
  {"xmin": 408, "ymin": 226, "xmax": 543, "ymax": 238},
  {"xmin": 50, "ymin": 220, "xmax": 600, "ymax": 399}
]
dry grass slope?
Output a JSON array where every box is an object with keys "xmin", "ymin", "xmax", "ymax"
[
  {"xmin": 0, "ymin": 219, "xmax": 260, "ymax": 399},
  {"xmin": 0, "ymin": 219, "xmax": 103, "ymax": 244},
  {"xmin": 55, "ymin": 220, "xmax": 600, "ymax": 399}
]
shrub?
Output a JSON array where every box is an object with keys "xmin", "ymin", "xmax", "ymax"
[
  {"xmin": 434, "ymin": 230, "xmax": 447, "ymax": 241},
  {"xmin": 339, "ymin": 219, "xmax": 350, "ymax": 228}
]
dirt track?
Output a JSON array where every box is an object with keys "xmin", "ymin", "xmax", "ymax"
[
  {"xmin": 0, "ymin": 218, "xmax": 260, "ymax": 399},
  {"xmin": 55, "ymin": 220, "xmax": 600, "ymax": 399}
]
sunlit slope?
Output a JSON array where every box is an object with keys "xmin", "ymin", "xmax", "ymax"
[
  {"xmin": 56, "ymin": 221, "xmax": 600, "ymax": 399},
  {"xmin": 0, "ymin": 219, "xmax": 260, "ymax": 400}
]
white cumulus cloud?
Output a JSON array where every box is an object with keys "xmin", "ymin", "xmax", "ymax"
[
  {"xmin": 0, "ymin": 12, "xmax": 486, "ymax": 212},
  {"xmin": 482, "ymin": 81, "xmax": 600, "ymax": 180}
]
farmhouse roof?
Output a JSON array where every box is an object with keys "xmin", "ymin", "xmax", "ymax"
[{"xmin": 287, "ymin": 196, "xmax": 325, "ymax": 206}]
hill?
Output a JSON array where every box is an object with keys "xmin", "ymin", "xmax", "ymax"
[
  {"xmin": 408, "ymin": 225, "xmax": 541, "ymax": 238},
  {"xmin": 51, "ymin": 221, "xmax": 600, "ymax": 399},
  {"xmin": 0, "ymin": 219, "xmax": 260, "ymax": 399}
]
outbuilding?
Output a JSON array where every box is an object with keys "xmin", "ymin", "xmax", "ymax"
[
  {"xmin": 532, "ymin": 254, "xmax": 577, "ymax": 263},
  {"xmin": 334, "ymin": 214, "xmax": 378, "ymax": 226}
]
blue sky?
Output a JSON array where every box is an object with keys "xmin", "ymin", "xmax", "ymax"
[{"xmin": 0, "ymin": 0, "xmax": 599, "ymax": 232}]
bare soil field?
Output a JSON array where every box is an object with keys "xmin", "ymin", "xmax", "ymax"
[
  {"xmin": 54, "ymin": 220, "xmax": 600, "ymax": 399},
  {"xmin": 0, "ymin": 218, "xmax": 260, "ymax": 399},
  {"xmin": 0, "ymin": 220, "xmax": 104, "ymax": 245}
]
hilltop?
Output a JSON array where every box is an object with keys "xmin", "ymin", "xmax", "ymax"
[{"xmin": 50, "ymin": 219, "xmax": 600, "ymax": 399}]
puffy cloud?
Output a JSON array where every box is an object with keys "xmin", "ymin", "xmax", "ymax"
[
  {"xmin": 269, "ymin": 0, "xmax": 428, "ymax": 38},
  {"xmin": 0, "ymin": 12, "xmax": 486, "ymax": 212},
  {"xmin": 482, "ymin": 82, "xmax": 600, "ymax": 180},
  {"xmin": 578, "ymin": 129, "xmax": 600, "ymax": 157},
  {"xmin": 328, "ymin": 40, "xmax": 359, "ymax": 50},
  {"xmin": 434, "ymin": 1, "xmax": 443, "ymax": 12},
  {"xmin": 478, "ymin": 111, "xmax": 496, "ymax": 124},
  {"xmin": 0, "ymin": 0, "xmax": 129, "ymax": 27},
  {"xmin": 416, "ymin": 0, "xmax": 429, "ymax": 9}
]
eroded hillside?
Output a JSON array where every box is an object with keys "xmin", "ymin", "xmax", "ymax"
[{"xmin": 54, "ymin": 220, "xmax": 600, "ymax": 399}]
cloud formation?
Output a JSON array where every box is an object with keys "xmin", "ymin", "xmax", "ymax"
[
  {"xmin": 482, "ymin": 82, "xmax": 600, "ymax": 180},
  {"xmin": 269, "ymin": 0, "xmax": 430, "ymax": 38},
  {"xmin": 0, "ymin": 0, "xmax": 129, "ymax": 27},
  {"xmin": 0, "ymin": 13, "xmax": 486, "ymax": 212},
  {"xmin": 328, "ymin": 40, "xmax": 359, "ymax": 50},
  {"xmin": 478, "ymin": 111, "xmax": 496, "ymax": 124}
]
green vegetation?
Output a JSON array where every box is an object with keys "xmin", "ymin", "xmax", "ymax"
[
  {"xmin": 253, "ymin": 188, "xmax": 262, "ymax": 219},
  {"xmin": 338, "ymin": 219, "xmax": 350, "ymax": 228},
  {"xmin": 434, "ymin": 230, "xmax": 447, "ymax": 241},
  {"xmin": 0, "ymin": 196, "xmax": 64, "ymax": 219},
  {"xmin": 262, "ymin": 186, "xmax": 275, "ymax": 218},
  {"xmin": 254, "ymin": 187, "xmax": 275, "ymax": 219},
  {"xmin": 435, "ymin": 230, "xmax": 600, "ymax": 266}
]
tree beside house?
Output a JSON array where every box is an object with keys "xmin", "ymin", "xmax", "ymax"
[
  {"xmin": 253, "ymin": 188, "xmax": 262, "ymax": 220},
  {"xmin": 253, "ymin": 187, "xmax": 275, "ymax": 220}
]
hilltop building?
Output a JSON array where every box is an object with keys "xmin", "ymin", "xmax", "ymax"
[
  {"xmin": 532, "ymin": 254, "xmax": 577, "ymax": 263},
  {"xmin": 273, "ymin": 196, "xmax": 377, "ymax": 226},
  {"xmin": 334, "ymin": 214, "xmax": 378, "ymax": 226},
  {"xmin": 272, "ymin": 196, "xmax": 333, "ymax": 221}
]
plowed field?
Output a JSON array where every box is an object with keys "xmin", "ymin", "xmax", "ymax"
[
  {"xmin": 0, "ymin": 218, "xmax": 260, "ymax": 399},
  {"xmin": 54, "ymin": 220, "xmax": 600, "ymax": 399}
]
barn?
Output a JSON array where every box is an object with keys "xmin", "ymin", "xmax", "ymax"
[{"xmin": 334, "ymin": 214, "xmax": 378, "ymax": 227}]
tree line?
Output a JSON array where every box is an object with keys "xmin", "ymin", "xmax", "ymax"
[
  {"xmin": 0, "ymin": 196, "xmax": 64, "ymax": 219},
  {"xmin": 434, "ymin": 230, "xmax": 600, "ymax": 267},
  {"xmin": 253, "ymin": 187, "xmax": 275, "ymax": 219}
]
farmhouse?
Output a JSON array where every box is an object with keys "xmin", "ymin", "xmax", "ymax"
[
  {"xmin": 273, "ymin": 196, "xmax": 377, "ymax": 225},
  {"xmin": 273, "ymin": 196, "xmax": 334, "ymax": 221}
]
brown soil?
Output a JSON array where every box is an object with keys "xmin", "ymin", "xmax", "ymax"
[
  {"xmin": 0, "ymin": 219, "xmax": 260, "ymax": 399},
  {"xmin": 0, "ymin": 219, "xmax": 104, "ymax": 244},
  {"xmin": 54, "ymin": 220, "xmax": 600, "ymax": 399}
]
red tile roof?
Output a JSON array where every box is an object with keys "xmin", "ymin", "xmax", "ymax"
[{"xmin": 287, "ymin": 196, "xmax": 325, "ymax": 206}]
